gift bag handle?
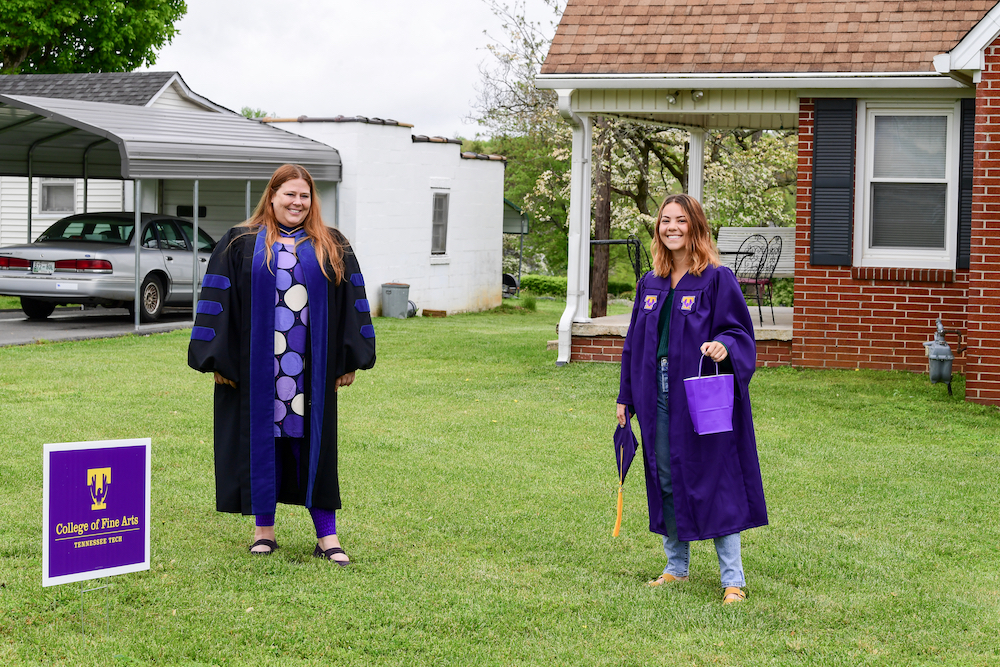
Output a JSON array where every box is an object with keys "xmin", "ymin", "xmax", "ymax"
[{"xmin": 698, "ymin": 352, "xmax": 720, "ymax": 378}]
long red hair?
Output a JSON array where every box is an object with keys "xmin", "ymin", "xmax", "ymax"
[
  {"xmin": 240, "ymin": 164, "xmax": 344, "ymax": 283},
  {"xmin": 650, "ymin": 193, "xmax": 719, "ymax": 278}
]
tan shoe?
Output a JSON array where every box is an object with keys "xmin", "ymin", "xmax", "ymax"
[
  {"xmin": 722, "ymin": 587, "xmax": 746, "ymax": 604},
  {"xmin": 647, "ymin": 572, "xmax": 689, "ymax": 587}
]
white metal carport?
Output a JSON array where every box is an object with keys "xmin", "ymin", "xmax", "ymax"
[{"xmin": 0, "ymin": 94, "xmax": 342, "ymax": 328}]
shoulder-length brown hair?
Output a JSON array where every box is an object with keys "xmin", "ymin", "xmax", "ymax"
[
  {"xmin": 239, "ymin": 164, "xmax": 344, "ymax": 284},
  {"xmin": 650, "ymin": 193, "xmax": 719, "ymax": 278}
]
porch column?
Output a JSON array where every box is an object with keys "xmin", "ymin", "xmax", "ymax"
[
  {"xmin": 556, "ymin": 100, "xmax": 592, "ymax": 366},
  {"xmin": 688, "ymin": 129, "xmax": 707, "ymax": 201}
]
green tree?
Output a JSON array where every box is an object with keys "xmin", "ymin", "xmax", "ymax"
[
  {"xmin": 0, "ymin": 0, "xmax": 187, "ymax": 75},
  {"xmin": 240, "ymin": 107, "xmax": 277, "ymax": 120}
]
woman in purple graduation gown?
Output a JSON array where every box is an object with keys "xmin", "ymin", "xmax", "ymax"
[
  {"xmin": 189, "ymin": 164, "xmax": 376, "ymax": 566},
  {"xmin": 616, "ymin": 194, "xmax": 767, "ymax": 604}
]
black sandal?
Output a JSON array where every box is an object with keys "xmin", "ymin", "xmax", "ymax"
[
  {"xmin": 312, "ymin": 543, "xmax": 350, "ymax": 567},
  {"xmin": 248, "ymin": 539, "xmax": 279, "ymax": 555}
]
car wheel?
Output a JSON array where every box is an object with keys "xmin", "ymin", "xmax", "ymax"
[
  {"xmin": 138, "ymin": 275, "xmax": 165, "ymax": 323},
  {"xmin": 21, "ymin": 297, "xmax": 55, "ymax": 320}
]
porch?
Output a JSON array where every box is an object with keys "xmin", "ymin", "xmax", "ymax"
[{"xmin": 551, "ymin": 306, "xmax": 793, "ymax": 368}]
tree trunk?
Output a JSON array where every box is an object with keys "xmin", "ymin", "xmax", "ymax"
[{"xmin": 591, "ymin": 117, "xmax": 612, "ymax": 319}]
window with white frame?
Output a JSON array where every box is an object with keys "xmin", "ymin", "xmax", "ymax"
[
  {"xmin": 40, "ymin": 179, "xmax": 76, "ymax": 214},
  {"xmin": 431, "ymin": 191, "xmax": 449, "ymax": 255},
  {"xmin": 855, "ymin": 102, "xmax": 959, "ymax": 269}
]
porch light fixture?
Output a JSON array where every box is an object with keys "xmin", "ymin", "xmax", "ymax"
[
  {"xmin": 666, "ymin": 91, "xmax": 679, "ymax": 105},
  {"xmin": 691, "ymin": 90, "xmax": 704, "ymax": 102}
]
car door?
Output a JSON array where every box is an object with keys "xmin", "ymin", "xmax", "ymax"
[
  {"xmin": 174, "ymin": 219, "xmax": 213, "ymax": 291},
  {"xmin": 154, "ymin": 219, "xmax": 193, "ymax": 300}
]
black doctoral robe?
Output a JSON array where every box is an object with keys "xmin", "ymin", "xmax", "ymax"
[{"xmin": 188, "ymin": 226, "xmax": 376, "ymax": 515}]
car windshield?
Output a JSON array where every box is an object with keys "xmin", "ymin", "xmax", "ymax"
[{"xmin": 37, "ymin": 218, "xmax": 133, "ymax": 245}]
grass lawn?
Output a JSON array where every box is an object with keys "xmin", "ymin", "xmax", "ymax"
[{"xmin": 1, "ymin": 299, "xmax": 998, "ymax": 666}]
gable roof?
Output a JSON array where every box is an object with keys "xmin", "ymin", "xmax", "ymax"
[
  {"xmin": 0, "ymin": 72, "xmax": 231, "ymax": 112},
  {"xmin": 541, "ymin": 0, "xmax": 999, "ymax": 76}
]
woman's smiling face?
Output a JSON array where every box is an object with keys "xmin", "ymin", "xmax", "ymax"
[
  {"xmin": 658, "ymin": 201, "xmax": 689, "ymax": 257},
  {"xmin": 271, "ymin": 177, "xmax": 311, "ymax": 227}
]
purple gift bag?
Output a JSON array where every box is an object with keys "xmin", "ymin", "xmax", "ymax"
[{"xmin": 683, "ymin": 354, "xmax": 734, "ymax": 435}]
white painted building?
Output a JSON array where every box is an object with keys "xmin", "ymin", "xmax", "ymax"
[{"xmin": 267, "ymin": 117, "xmax": 505, "ymax": 315}]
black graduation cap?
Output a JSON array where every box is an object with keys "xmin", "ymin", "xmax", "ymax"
[{"xmin": 613, "ymin": 420, "xmax": 639, "ymax": 537}]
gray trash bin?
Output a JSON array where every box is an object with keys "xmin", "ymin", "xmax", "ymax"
[{"xmin": 381, "ymin": 283, "xmax": 410, "ymax": 319}]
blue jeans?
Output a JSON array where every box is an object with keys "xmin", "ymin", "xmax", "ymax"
[{"xmin": 655, "ymin": 357, "xmax": 745, "ymax": 588}]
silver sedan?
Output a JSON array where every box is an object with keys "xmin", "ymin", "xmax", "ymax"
[{"xmin": 0, "ymin": 212, "xmax": 216, "ymax": 322}]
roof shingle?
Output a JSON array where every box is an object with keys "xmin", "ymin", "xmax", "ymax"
[
  {"xmin": 540, "ymin": 0, "xmax": 998, "ymax": 75},
  {"xmin": 0, "ymin": 72, "xmax": 177, "ymax": 106}
]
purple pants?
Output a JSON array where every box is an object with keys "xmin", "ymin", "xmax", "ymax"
[{"xmin": 255, "ymin": 437, "xmax": 336, "ymax": 538}]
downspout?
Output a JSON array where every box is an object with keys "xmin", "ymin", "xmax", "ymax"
[{"xmin": 556, "ymin": 89, "xmax": 592, "ymax": 366}]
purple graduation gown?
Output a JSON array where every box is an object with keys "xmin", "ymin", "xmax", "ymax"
[{"xmin": 617, "ymin": 265, "xmax": 768, "ymax": 541}]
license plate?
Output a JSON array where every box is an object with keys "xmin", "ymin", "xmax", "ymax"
[{"xmin": 32, "ymin": 261, "xmax": 54, "ymax": 274}]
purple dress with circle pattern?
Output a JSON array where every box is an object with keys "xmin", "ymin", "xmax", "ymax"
[{"xmin": 274, "ymin": 243, "xmax": 309, "ymax": 438}]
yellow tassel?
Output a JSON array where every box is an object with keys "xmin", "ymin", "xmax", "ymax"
[{"xmin": 613, "ymin": 486, "xmax": 623, "ymax": 537}]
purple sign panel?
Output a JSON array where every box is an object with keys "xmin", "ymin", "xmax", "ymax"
[{"xmin": 43, "ymin": 438, "xmax": 151, "ymax": 586}]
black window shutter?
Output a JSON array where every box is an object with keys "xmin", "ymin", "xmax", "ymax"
[
  {"xmin": 811, "ymin": 99, "xmax": 856, "ymax": 266},
  {"xmin": 958, "ymin": 98, "xmax": 974, "ymax": 270}
]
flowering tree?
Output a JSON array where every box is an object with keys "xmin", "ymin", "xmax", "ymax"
[{"xmin": 704, "ymin": 131, "xmax": 797, "ymax": 230}]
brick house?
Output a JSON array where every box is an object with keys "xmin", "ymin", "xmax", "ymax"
[{"xmin": 536, "ymin": 0, "xmax": 1000, "ymax": 407}]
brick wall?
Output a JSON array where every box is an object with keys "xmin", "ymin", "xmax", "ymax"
[
  {"xmin": 571, "ymin": 335, "xmax": 624, "ymax": 362},
  {"xmin": 573, "ymin": 334, "xmax": 791, "ymax": 368},
  {"xmin": 793, "ymin": 98, "xmax": 971, "ymax": 377},
  {"xmin": 757, "ymin": 340, "xmax": 792, "ymax": 367},
  {"xmin": 966, "ymin": 42, "xmax": 1000, "ymax": 404}
]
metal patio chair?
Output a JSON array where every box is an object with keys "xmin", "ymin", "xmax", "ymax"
[
  {"xmin": 758, "ymin": 235, "xmax": 782, "ymax": 325},
  {"xmin": 733, "ymin": 233, "xmax": 768, "ymax": 325}
]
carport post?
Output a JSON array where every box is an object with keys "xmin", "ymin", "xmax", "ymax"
[
  {"xmin": 134, "ymin": 180, "xmax": 142, "ymax": 330},
  {"xmin": 26, "ymin": 154, "xmax": 32, "ymax": 243},
  {"xmin": 192, "ymin": 180, "xmax": 200, "ymax": 315}
]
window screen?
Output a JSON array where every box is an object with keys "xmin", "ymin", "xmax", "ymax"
[
  {"xmin": 431, "ymin": 192, "xmax": 449, "ymax": 255},
  {"xmin": 869, "ymin": 114, "xmax": 949, "ymax": 249},
  {"xmin": 41, "ymin": 180, "xmax": 75, "ymax": 213}
]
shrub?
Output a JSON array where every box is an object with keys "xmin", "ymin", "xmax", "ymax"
[
  {"xmin": 519, "ymin": 275, "xmax": 636, "ymax": 299},
  {"xmin": 608, "ymin": 279, "xmax": 636, "ymax": 296},
  {"xmin": 519, "ymin": 275, "xmax": 567, "ymax": 297}
]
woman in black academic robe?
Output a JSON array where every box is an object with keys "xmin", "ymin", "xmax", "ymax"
[{"xmin": 188, "ymin": 164, "xmax": 376, "ymax": 565}]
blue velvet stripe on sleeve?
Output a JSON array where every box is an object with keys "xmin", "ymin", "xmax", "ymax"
[
  {"xmin": 202, "ymin": 274, "xmax": 231, "ymax": 290},
  {"xmin": 349, "ymin": 273, "xmax": 365, "ymax": 287},
  {"xmin": 191, "ymin": 326, "xmax": 216, "ymax": 341},
  {"xmin": 354, "ymin": 299, "xmax": 370, "ymax": 313},
  {"xmin": 360, "ymin": 324, "xmax": 375, "ymax": 339},
  {"xmin": 197, "ymin": 300, "xmax": 223, "ymax": 316}
]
